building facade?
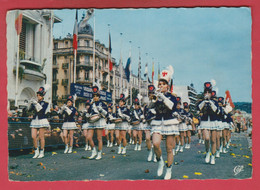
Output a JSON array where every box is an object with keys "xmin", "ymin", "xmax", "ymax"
[
  {"xmin": 53, "ymin": 15, "xmax": 149, "ymax": 110},
  {"xmin": 172, "ymin": 83, "xmax": 198, "ymax": 112},
  {"xmin": 7, "ymin": 10, "xmax": 61, "ymax": 110}
]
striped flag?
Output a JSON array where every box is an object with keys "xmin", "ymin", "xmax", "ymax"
[
  {"xmin": 152, "ymin": 61, "xmax": 154, "ymax": 84},
  {"xmin": 73, "ymin": 10, "xmax": 78, "ymax": 53},
  {"xmin": 138, "ymin": 52, "xmax": 141, "ymax": 79},
  {"xmin": 15, "ymin": 12, "xmax": 23, "ymax": 35},
  {"xmin": 125, "ymin": 57, "xmax": 131, "ymax": 82},
  {"xmin": 108, "ymin": 32, "xmax": 113, "ymax": 71},
  {"xmin": 225, "ymin": 90, "xmax": 235, "ymax": 108}
]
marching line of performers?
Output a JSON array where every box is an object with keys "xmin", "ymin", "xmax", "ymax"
[{"xmin": 27, "ymin": 66, "xmax": 234, "ymax": 180}]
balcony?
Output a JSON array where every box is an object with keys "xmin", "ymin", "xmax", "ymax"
[
  {"xmin": 77, "ymin": 61, "xmax": 93, "ymax": 69},
  {"xmin": 76, "ymin": 77, "xmax": 93, "ymax": 84},
  {"xmin": 101, "ymin": 81, "xmax": 108, "ymax": 89},
  {"xmin": 53, "ymin": 63, "xmax": 59, "ymax": 69},
  {"xmin": 14, "ymin": 58, "xmax": 46, "ymax": 81},
  {"xmin": 62, "ymin": 63, "xmax": 69, "ymax": 69},
  {"xmin": 52, "ymin": 79, "xmax": 59, "ymax": 85},
  {"xmin": 62, "ymin": 79, "xmax": 69, "ymax": 86}
]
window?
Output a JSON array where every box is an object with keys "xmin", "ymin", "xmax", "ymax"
[
  {"xmin": 54, "ymin": 42, "xmax": 58, "ymax": 49},
  {"xmin": 85, "ymin": 40, "xmax": 89, "ymax": 47}
]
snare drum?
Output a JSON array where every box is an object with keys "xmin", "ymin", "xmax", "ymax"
[
  {"xmin": 114, "ymin": 118, "xmax": 123, "ymax": 124},
  {"xmin": 88, "ymin": 114, "xmax": 101, "ymax": 123},
  {"xmin": 131, "ymin": 120, "xmax": 140, "ymax": 125}
]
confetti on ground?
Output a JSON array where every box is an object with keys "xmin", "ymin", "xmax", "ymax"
[
  {"xmin": 37, "ymin": 162, "xmax": 43, "ymax": 166},
  {"xmin": 202, "ymin": 152, "xmax": 206, "ymax": 155},
  {"xmin": 145, "ymin": 169, "xmax": 150, "ymax": 173},
  {"xmin": 194, "ymin": 172, "xmax": 202, "ymax": 175},
  {"xmin": 237, "ymin": 155, "xmax": 241, "ymax": 157},
  {"xmin": 248, "ymin": 163, "xmax": 252, "ymax": 166},
  {"xmin": 240, "ymin": 148, "xmax": 243, "ymax": 150},
  {"xmin": 123, "ymin": 155, "xmax": 126, "ymax": 157},
  {"xmin": 183, "ymin": 175, "xmax": 189, "ymax": 178},
  {"xmin": 43, "ymin": 166, "xmax": 46, "ymax": 169},
  {"xmin": 9, "ymin": 171, "xmax": 15, "ymax": 174},
  {"xmin": 174, "ymin": 162, "xmax": 179, "ymax": 165},
  {"xmin": 112, "ymin": 156, "xmax": 115, "ymax": 158},
  {"xmin": 73, "ymin": 151, "xmax": 77, "ymax": 153},
  {"xmin": 230, "ymin": 153, "xmax": 235, "ymax": 156},
  {"xmin": 99, "ymin": 174, "xmax": 105, "ymax": 177},
  {"xmin": 102, "ymin": 153, "xmax": 105, "ymax": 155},
  {"xmin": 197, "ymin": 151, "xmax": 201, "ymax": 154},
  {"xmin": 52, "ymin": 152, "xmax": 57, "ymax": 155},
  {"xmin": 233, "ymin": 156, "xmax": 236, "ymax": 158},
  {"xmin": 26, "ymin": 175, "xmax": 33, "ymax": 178},
  {"xmin": 165, "ymin": 161, "xmax": 168, "ymax": 163},
  {"xmin": 243, "ymin": 155, "xmax": 250, "ymax": 159}
]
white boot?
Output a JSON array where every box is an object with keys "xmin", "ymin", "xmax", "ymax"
[
  {"xmin": 223, "ymin": 147, "xmax": 228, "ymax": 153},
  {"xmin": 121, "ymin": 147, "xmax": 126, "ymax": 155},
  {"xmin": 147, "ymin": 150, "xmax": 153, "ymax": 161},
  {"xmin": 85, "ymin": 144, "xmax": 88, "ymax": 151},
  {"xmin": 199, "ymin": 139, "xmax": 202, "ymax": 144},
  {"xmin": 180, "ymin": 146, "xmax": 184, "ymax": 152},
  {"xmin": 68, "ymin": 146, "xmax": 73, "ymax": 154},
  {"xmin": 164, "ymin": 165, "xmax": 172, "ymax": 180},
  {"xmin": 109, "ymin": 142, "xmax": 113, "ymax": 147},
  {"xmin": 176, "ymin": 145, "xmax": 180, "ymax": 152},
  {"xmin": 129, "ymin": 138, "xmax": 132, "ymax": 144},
  {"xmin": 137, "ymin": 144, "xmax": 141, "ymax": 151},
  {"xmin": 134, "ymin": 144, "xmax": 138, "ymax": 151},
  {"xmin": 185, "ymin": 144, "xmax": 188, "ymax": 149},
  {"xmin": 220, "ymin": 145, "xmax": 223, "ymax": 153},
  {"xmin": 117, "ymin": 144, "xmax": 122, "ymax": 154},
  {"xmin": 38, "ymin": 149, "xmax": 44, "ymax": 158},
  {"xmin": 157, "ymin": 156, "xmax": 164, "ymax": 177},
  {"xmin": 187, "ymin": 144, "xmax": 191, "ymax": 149},
  {"xmin": 205, "ymin": 152, "xmax": 211, "ymax": 163},
  {"xmin": 107, "ymin": 141, "xmax": 110, "ymax": 147},
  {"xmin": 227, "ymin": 143, "xmax": 230, "ymax": 149},
  {"xmin": 89, "ymin": 147, "xmax": 97, "ymax": 159},
  {"xmin": 202, "ymin": 140, "xmax": 205, "ymax": 144},
  {"xmin": 153, "ymin": 154, "xmax": 157, "ymax": 162},
  {"xmin": 64, "ymin": 144, "xmax": 69, "ymax": 154},
  {"xmin": 87, "ymin": 145, "xmax": 91, "ymax": 151},
  {"xmin": 210, "ymin": 155, "xmax": 215, "ymax": 165},
  {"xmin": 32, "ymin": 148, "xmax": 39, "ymax": 159},
  {"xmin": 216, "ymin": 150, "xmax": 220, "ymax": 158},
  {"xmin": 95, "ymin": 151, "xmax": 102, "ymax": 160},
  {"xmin": 172, "ymin": 149, "xmax": 175, "ymax": 156}
]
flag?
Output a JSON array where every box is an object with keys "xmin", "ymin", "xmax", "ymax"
[
  {"xmin": 170, "ymin": 79, "xmax": 173, "ymax": 93},
  {"xmin": 125, "ymin": 57, "xmax": 131, "ymax": 82},
  {"xmin": 144, "ymin": 63, "xmax": 148, "ymax": 78},
  {"xmin": 15, "ymin": 13, "xmax": 23, "ymax": 35},
  {"xmin": 138, "ymin": 53, "xmax": 141, "ymax": 79},
  {"xmin": 108, "ymin": 32, "xmax": 113, "ymax": 71},
  {"xmin": 152, "ymin": 61, "xmax": 154, "ymax": 84},
  {"xmin": 148, "ymin": 77, "xmax": 151, "ymax": 83},
  {"xmin": 158, "ymin": 63, "xmax": 160, "ymax": 80},
  {"xmin": 225, "ymin": 90, "xmax": 235, "ymax": 108},
  {"xmin": 73, "ymin": 10, "xmax": 78, "ymax": 53}
]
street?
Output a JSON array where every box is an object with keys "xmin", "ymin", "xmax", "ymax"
[{"xmin": 8, "ymin": 132, "xmax": 252, "ymax": 181}]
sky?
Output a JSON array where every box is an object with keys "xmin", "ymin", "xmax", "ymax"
[{"xmin": 53, "ymin": 8, "xmax": 252, "ymax": 102}]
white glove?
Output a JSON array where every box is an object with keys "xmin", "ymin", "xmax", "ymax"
[
  {"xmin": 123, "ymin": 114, "xmax": 130, "ymax": 120},
  {"xmin": 140, "ymin": 115, "xmax": 145, "ymax": 120},
  {"xmin": 224, "ymin": 115, "xmax": 227, "ymax": 119},
  {"xmin": 97, "ymin": 106, "xmax": 103, "ymax": 112},
  {"xmin": 209, "ymin": 100, "xmax": 217, "ymax": 112},
  {"xmin": 35, "ymin": 103, "xmax": 43, "ymax": 112},
  {"xmin": 150, "ymin": 109, "xmax": 156, "ymax": 115},
  {"xmin": 65, "ymin": 106, "xmax": 72, "ymax": 115},
  {"xmin": 198, "ymin": 100, "xmax": 206, "ymax": 110},
  {"xmin": 108, "ymin": 114, "xmax": 114, "ymax": 120},
  {"xmin": 157, "ymin": 92, "xmax": 166, "ymax": 100},
  {"xmin": 32, "ymin": 99, "xmax": 38, "ymax": 105},
  {"xmin": 143, "ymin": 119, "xmax": 146, "ymax": 123},
  {"xmin": 85, "ymin": 113, "xmax": 91, "ymax": 118}
]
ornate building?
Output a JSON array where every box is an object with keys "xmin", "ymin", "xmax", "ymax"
[
  {"xmin": 53, "ymin": 14, "xmax": 150, "ymax": 110},
  {"xmin": 7, "ymin": 10, "xmax": 61, "ymax": 110}
]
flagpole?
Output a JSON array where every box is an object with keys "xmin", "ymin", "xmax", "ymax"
[
  {"xmin": 146, "ymin": 53, "xmax": 148, "ymax": 97},
  {"xmin": 92, "ymin": 11, "xmax": 95, "ymax": 85},
  {"xmin": 15, "ymin": 33, "xmax": 20, "ymax": 107},
  {"xmin": 119, "ymin": 33, "xmax": 123, "ymax": 95},
  {"xmin": 129, "ymin": 41, "xmax": 132, "ymax": 106},
  {"xmin": 138, "ymin": 47, "xmax": 141, "ymax": 93},
  {"xmin": 152, "ymin": 57, "xmax": 154, "ymax": 85},
  {"xmin": 107, "ymin": 24, "xmax": 110, "ymax": 92}
]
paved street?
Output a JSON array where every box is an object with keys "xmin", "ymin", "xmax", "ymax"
[{"xmin": 8, "ymin": 132, "xmax": 252, "ymax": 181}]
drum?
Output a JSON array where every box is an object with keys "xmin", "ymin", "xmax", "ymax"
[
  {"xmin": 131, "ymin": 120, "xmax": 140, "ymax": 125},
  {"xmin": 114, "ymin": 118, "xmax": 123, "ymax": 124},
  {"xmin": 88, "ymin": 114, "xmax": 101, "ymax": 123}
]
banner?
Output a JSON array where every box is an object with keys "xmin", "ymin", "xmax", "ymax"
[{"xmin": 70, "ymin": 83, "xmax": 112, "ymax": 102}]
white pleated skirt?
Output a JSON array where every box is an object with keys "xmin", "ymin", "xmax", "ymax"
[{"xmin": 30, "ymin": 118, "xmax": 50, "ymax": 128}]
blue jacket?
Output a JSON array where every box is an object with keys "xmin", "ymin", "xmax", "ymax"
[
  {"xmin": 176, "ymin": 108, "xmax": 187, "ymax": 123},
  {"xmin": 62, "ymin": 106, "xmax": 77, "ymax": 122},
  {"xmin": 31, "ymin": 101, "xmax": 49, "ymax": 119},
  {"xmin": 197, "ymin": 99, "xmax": 218, "ymax": 121},
  {"xmin": 154, "ymin": 92, "xmax": 177, "ymax": 121},
  {"xmin": 130, "ymin": 108, "xmax": 144, "ymax": 122},
  {"xmin": 88, "ymin": 100, "xmax": 108, "ymax": 117},
  {"xmin": 116, "ymin": 105, "xmax": 130, "ymax": 122}
]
